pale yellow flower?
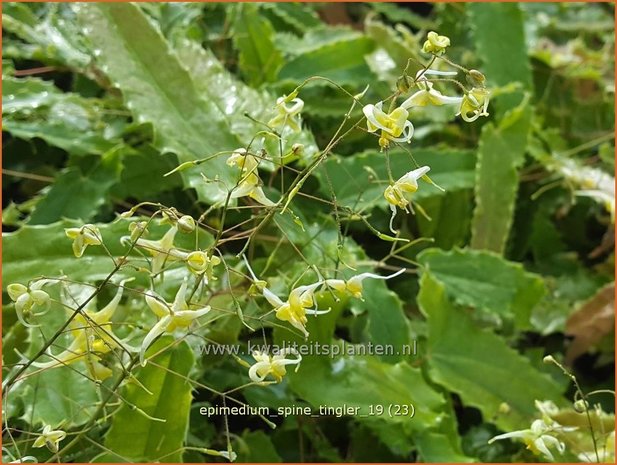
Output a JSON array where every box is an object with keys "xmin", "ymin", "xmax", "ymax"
[
  {"xmin": 248, "ymin": 348, "xmax": 302, "ymax": 383},
  {"xmin": 7, "ymin": 280, "xmax": 54, "ymax": 328},
  {"xmin": 422, "ymin": 31, "xmax": 451, "ymax": 55},
  {"xmin": 268, "ymin": 95, "xmax": 304, "ymax": 132},
  {"xmin": 26, "ymin": 280, "xmax": 130, "ymax": 381},
  {"xmin": 65, "ymin": 224, "xmax": 102, "ymax": 258},
  {"xmin": 323, "ymin": 268, "xmax": 406, "ymax": 300},
  {"xmin": 458, "ymin": 87, "xmax": 491, "ymax": 122},
  {"xmin": 33, "ymin": 425, "xmax": 66, "ymax": 453},
  {"xmin": 363, "ymin": 101, "xmax": 414, "ymax": 150},
  {"xmin": 141, "ymin": 279, "xmax": 211, "ymax": 366}
]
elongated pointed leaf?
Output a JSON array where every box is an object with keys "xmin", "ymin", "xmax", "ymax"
[
  {"xmin": 76, "ymin": 3, "xmax": 240, "ymax": 203},
  {"xmin": 103, "ymin": 338, "xmax": 195, "ymax": 462},
  {"xmin": 418, "ymin": 272, "xmax": 565, "ymax": 431},
  {"xmin": 417, "ymin": 247, "xmax": 545, "ymax": 329}
]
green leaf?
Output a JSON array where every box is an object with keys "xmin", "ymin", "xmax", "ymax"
[
  {"xmin": 20, "ymin": 363, "xmax": 98, "ymax": 428},
  {"xmin": 416, "ymin": 190, "xmax": 473, "ymax": 250},
  {"xmin": 418, "ymin": 272, "xmax": 565, "ymax": 431},
  {"xmin": 2, "ymin": 75, "xmax": 61, "ymax": 113},
  {"xmin": 278, "ymin": 36, "xmax": 376, "ymax": 85},
  {"xmin": 261, "ymin": 3, "xmax": 322, "ymax": 33},
  {"xmin": 467, "ymin": 4, "xmax": 534, "ymax": 254},
  {"xmin": 364, "ymin": 16, "xmax": 421, "ymax": 78},
  {"xmin": 2, "ymin": 3, "xmax": 91, "ymax": 70},
  {"xmin": 230, "ymin": 4, "xmax": 282, "ymax": 86},
  {"xmin": 103, "ymin": 337, "xmax": 194, "ymax": 462},
  {"xmin": 414, "ymin": 431, "xmax": 474, "ymax": 462},
  {"xmin": 3, "ymin": 120, "xmax": 118, "ymax": 156},
  {"xmin": 114, "ymin": 145, "xmax": 183, "ymax": 199},
  {"xmin": 353, "ymin": 279, "xmax": 410, "ymax": 363},
  {"xmin": 316, "ymin": 147, "xmax": 476, "ymax": 212},
  {"xmin": 470, "ymin": 99, "xmax": 533, "ymax": 253},
  {"xmin": 368, "ymin": 2, "xmax": 434, "ymax": 30},
  {"xmin": 468, "ymin": 2, "xmax": 532, "ymax": 114},
  {"xmin": 2, "ymin": 76, "xmax": 120, "ymax": 156},
  {"xmin": 290, "ymin": 356, "xmax": 445, "ymax": 427},
  {"xmin": 28, "ymin": 147, "xmax": 123, "ymax": 224},
  {"xmin": 275, "ymin": 26, "xmax": 362, "ymax": 57},
  {"xmin": 236, "ymin": 430, "xmax": 282, "ymax": 462},
  {"xmin": 417, "ymin": 247, "xmax": 546, "ymax": 330},
  {"xmin": 2, "ymin": 220, "xmax": 212, "ymax": 286},
  {"xmin": 76, "ymin": 3, "xmax": 240, "ymax": 203}
]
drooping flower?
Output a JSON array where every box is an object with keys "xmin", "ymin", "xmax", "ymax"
[
  {"xmin": 489, "ymin": 419, "xmax": 573, "ymax": 461},
  {"xmin": 201, "ymin": 449, "xmax": 237, "ymax": 462},
  {"xmin": 185, "ymin": 251, "xmax": 222, "ymax": 280},
  {"xmin": 268, "ymin": 95, "xmax": 304, "ymax": 132},
  {"xmin": 129, "ymin": 225, "xmax": 185, "ymax": 274},
  {"xmin": 248, "ymin": 348, "xmax": 302, "ymax": 383},
  {"xmin": 226, "ymin": 148, "xmax": 260, "ymax": 174},
  {"xmin": 25, "ymin": 280, "xmax": 130, "ymax": 381},
  {"xmin": 141, "ymin": 279, "xmax": 211, "ymax": 365},
  {"xmin": 422, "ymin": 31, "xmax": 451, "ymax": 55},
  {"xmin": 458, "ymin": 87, "xmax": 491, "ymax": 122},
  {"xmin": 65, "ymin": 224, "xmax": 102, "ymax": 258},
  {"xmin": 230, "ymin": 171, "xmax": 276, "ymax": 207},
  {"xmin": 363, "ymin": 101, "xmax": 414, "ymax": 150},
  {"xmin": 556, "ymin": 158, "xmax": 615, "ymax": 222},
  {"xmin": 323, "ymin": 268, "xmax": 406, "ymax": 300},
  {"xmin": 128, "ymin": 220, "xmax": 149, "ymax": 242},
  {"xmin": 244, "ymin": 257, "xmax": 329, "ymax": 338},
  {"xmin": 32, "ymin": 425, "xmax": 66, "ymax": 453},
  {"xmin": 227, "ymin": 149, "xmax": 276, "ymax": 207},
  {"xmin": 400, "ymin": 70, "xmax": 463, "ymax": 109},
  {"xmin": 262, "ymin": 282, "xmax": 329, "ymax": 338},
  {"xmin": 177, "ymin": 215, "xmax": 196, "ymax": 233},
  {"xmin": 383, "ymin": 166, "xmax": 443, "ymax": 232},
  {"xmin": 7, "ymin": 279, "xmax": 57, "ymax": 327}
]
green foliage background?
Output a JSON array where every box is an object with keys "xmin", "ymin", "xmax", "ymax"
[{"xmin": 2, "ymin": 2, "xmax": 614, "ymax": 463}]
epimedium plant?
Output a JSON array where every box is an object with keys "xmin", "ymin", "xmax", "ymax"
[{"xmin": 2, "ymin": 2, "xmax": 614, "ymax": 463}]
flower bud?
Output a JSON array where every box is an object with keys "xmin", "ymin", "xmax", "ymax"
[
  {"xmin": 292, "ymin": 143, "xmax": 304, "ymax": 156},
  {"xmin": 467, "ymin": 69, "xmax": 486, "ymax": 87},
  {"xmin": 129, "ymin": 221, "xmax": 149, "ymax": 242},
  {"xmin": 573, "ymin": 399, "xmax": 589, "ymax": 412},
  {"xmin": 543, "ymin": 355, "xmax": 556, "ymax": 364},
  {"xmin": 498, "ymin": 402, "xmax": 511, "ymax": 414},
  {"xmin": 396, "ymin": 74, "xmax": 414, "ymax": 94},
  {"xmin": 178, "ymin": 215, "xmax": 196, "ymax": 233}
]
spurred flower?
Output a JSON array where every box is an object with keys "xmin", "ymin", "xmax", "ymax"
[
  {"xmin": 141, "ymin": 279, "xmax": 211, "ymax": 365},
  {"xmin": 363, "ymin": 102, "xmax": 414, "ymax": 150},
  {"xmin": 248, "ymin": 348, "xmax": 302, "ymax": 383},
  {"xmin": 65, "ymin": 224, "xmax": 102, "ymax": 258},
  {"xmin": 422, "ymin": 31, "xmax": 451, "ymax": 55}
]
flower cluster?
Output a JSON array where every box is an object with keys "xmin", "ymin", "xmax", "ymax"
[
  {"xmin": 244, "ymin": 256, "xmax": 405, "ymax": 339},
  {"xmin": 489, "ymin": 400, "xmax": 577, "ymax": 461},
  {"xmin": 363, "ymin": 32, "xmax": 490, "ymax": 151},
  {"xmin": 24, "ymin": 279, "xmax": 130, "ymax": 381}
]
